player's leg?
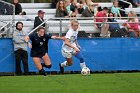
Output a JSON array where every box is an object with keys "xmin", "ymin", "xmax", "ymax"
[
  {"xmin": 59, "ymin": 58, "xmax": 72, "ymax": 74},
  {"xmin": 33, "ymin": 57, "xmax": 46, "ymax": 76},
  {"xmin": 59, "ymin": 50, "xmax": 73, "ymax": 74},
  {"xmin": 41, "ymin": 54, "xmax": 52, "ymax": 69},
  {"xmin": 60, "ymin": 57, "xmax": 73, "ymax": 67},
  {"xmin": 74, "ymin": 51, "xmax": 86, "ymax": 69}
]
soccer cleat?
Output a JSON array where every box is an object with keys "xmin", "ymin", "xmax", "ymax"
[
  {"xmin": 39, "ymin": 69, "xmax": 47, "ymax": 76},
  {"xmin": 59, "ymin": 63, "xmax": 64, "ymax": 74}
]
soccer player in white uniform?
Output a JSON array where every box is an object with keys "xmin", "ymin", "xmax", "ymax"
[{"xmin": 59, "ymin": 20, "xmax": 87, "ymax": 74}]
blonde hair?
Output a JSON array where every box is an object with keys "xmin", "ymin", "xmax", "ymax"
[
  {"xmin": 128, "ymin": 11, "xmax": 137, "ymax": 22},
  {"xmin": 71, "ymin": 20, "xmax": 79, "ymax": 26}
]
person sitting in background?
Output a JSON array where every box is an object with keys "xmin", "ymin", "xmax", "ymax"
[
  {"xmin": 107, "ymin": 12, "xmax": 123, "ymax": 37},
  {"xmin": 65, "ymin": 0, "xmax": 72, "ymax": 15},
  {"xmin": 95, "ymin": 7, "xmax": 108, "ymax": 37},
  {"xmin": 70, "ymin": 0, "xmax": 78, "ymax": 13},
  {"xmin": 55, "ymin": 0, "xmax": 69, "ymax": 17},
  {"xmin": 76, "ymin": 0, "xmax": 85, "ymax": 14},
  {"xmin": 82, "ymin": 2, "xmax": 98, "ymax": 17},
  {"xmin": 118, "ymin": 0, "xmax": 132, "ymax": 17},
  {"xmin": 51, "ymin": 0, "xmax": 59, "ymax": 8},
  {"xmin": 111, "ymin": 1, "xmax": 121, "ymax": 18},
  {"xmin": 12, "ymin": 0, "xmax": 22, "ymax": 15},
  {"xmin": 122, "ymin": 11, "xmax": 139, "ymax": 37},
  {"xmin": 34, "ymin": 10, "xmax": 45, "ymax": 29},
  {"xmin": 108, "ymin": 12, "xmax": 120, "ymax": 31},
  {"xmin": 0, "ymin": 0, "xmax": 7, "ymax": 15},
  {"xmin": 132, "ymin": 0, "xmax": 140, "ymax": 7}
]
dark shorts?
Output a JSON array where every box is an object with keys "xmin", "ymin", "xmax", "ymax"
[{"xmin": 31, "ymin": 50, "xmax": 46, "ymax": 58}]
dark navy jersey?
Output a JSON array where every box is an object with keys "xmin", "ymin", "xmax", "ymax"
[{"xmin": 29, "ymin": 32, "xmax": 52, "ymax": 55}]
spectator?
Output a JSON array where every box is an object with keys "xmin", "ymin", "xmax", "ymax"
[
  {"xmin": 95, "ymin": 7, "xmax": 109, "ymax": 37},
  {"xmin": 77, "ymin": 0, "xmax": 87, "ymax": 9},
  {"xmin": 0, "ymin": 0, "xmax": 6, "ymax": 15},
  {"xmin": 65, "ymin": 0, "xmax": 72, "ymax": 15},
  {"xmin": 76, "ymin": 0, "xmax": 85, "ymax": 14},
  {"xmin": 51, "ymin": 0, "xmax": 59, "ymax": 8},
  {"xmin": 132, "ymin": 0, "xmax": 140, "ymax": 7},
  {"xmin": 12, "ymin": 0, "xmax": 22, "ymax": 15},
  {"xmin": 122, "ymin": 11, "xmax": 139, "ymax": 37},
  {"xmin": 111, "ymin": 1, "xmax": 121, "ymax": 18},
  {"xmin": 34, "ymin": 10, "xmax": 45, "ymax": 29},
  {"xmin": 70, "ymin": 0, "xmax": 77, "ymax": 13},
  {"xmin": 118, "ymin": 0, "xmax": 132, "ymax": 17},
  {"xmin": 107, "ymin": 12, "xmax": 124, "ymax": 37},
  {"xmin": 108, "ymin": 12, "xmax": 120, "ymax": 31},
  {"xmin": 0, "ymin": 0, "xmax": 13, "ymax": 15},
  {"xmin": 55, "ymin": 0, "xmax": 69, "ymax": 17},
  {"xmin": 13, "ymin": 22, "xmax": 29, "ymax": 75},
  {"xmin": 81, "ymin": 2, "xmax": 98, "ymax": 17}
]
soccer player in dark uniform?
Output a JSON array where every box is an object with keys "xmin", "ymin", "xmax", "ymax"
[{"xmin": 24, "ymin": 26, "xmax": 63, "ymax": 76}]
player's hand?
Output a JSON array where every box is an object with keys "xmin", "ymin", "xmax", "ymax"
[
  {"xmin": 24, "ymin": 36, "xmax": 29, "ymax": 42},
  {"xmin": 74, "ymin": 47, "xmax": 80, "ymax": 52},
  {"xmin": 61, "ymin": 36, "xmax": 65, "ymax": 41},
  {"xmin": 77, "ymin": 45, "xmax": 81, "ymax": 50}
]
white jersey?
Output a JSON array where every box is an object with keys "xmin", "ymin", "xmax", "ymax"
[{"xmin": 62, "ymin": 29, "xmax": 78, "ymax": 52}]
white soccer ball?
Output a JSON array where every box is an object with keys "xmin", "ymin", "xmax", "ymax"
[{"xmin": 81, "ymin": 67, "xmax": 90, "ymax": 76}]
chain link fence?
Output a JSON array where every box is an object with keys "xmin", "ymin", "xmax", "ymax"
[{"xmin": 0, "ymin": 0, "xmax": 15, "ymax": 38}]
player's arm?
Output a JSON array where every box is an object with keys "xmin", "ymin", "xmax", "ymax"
[
  {"xmin": 24, "ymin": 35, "xmax": 32, "ymax": 48},
  {"xmin": 51, "ymin": 36, "xmax": 65, "ymax": 40},
  {"xmin": 65, "ymin": 38, "xmax": 80, "ymax": 52},
  {"xmin": 75, "ymin": 39, "xmax": 81, "ymax": 49}
]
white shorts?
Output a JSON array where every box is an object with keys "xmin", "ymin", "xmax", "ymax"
[{"xmin": 61, "ymin": 49, "xmax": 75, "ymax": 58}]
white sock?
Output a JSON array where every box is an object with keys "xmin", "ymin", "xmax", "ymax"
[
  {"xmin": 61, "ymin": 61, "xmax": 67, "ymax": 67},
  {"xmin": 80, "ymin": 62, "xmax": 86, "ymax": 69}
]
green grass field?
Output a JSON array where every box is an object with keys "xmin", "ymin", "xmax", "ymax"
[{"xmin": 0, "ymin": 73, "xmax": 140, "ymax": 93}]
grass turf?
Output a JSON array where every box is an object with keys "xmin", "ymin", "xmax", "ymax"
[{"xmin": 0, "ymin": 73, "xmax": 140, "ymax": 93}]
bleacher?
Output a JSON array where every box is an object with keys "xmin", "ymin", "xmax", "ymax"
[
  {"xmin": 20, "ymin": 3, "xmax": 52, "ymax": 9},
  {"xmin": 1, "ymin": 2, "xmax": 132, "ymax": 36},
  {"xmin": 19, "ymin": 2, "xmax": 114, "ymax": 34},
  {"xmin": 125, "ymin": 8, "xmax": 140, "ymax": 14}
]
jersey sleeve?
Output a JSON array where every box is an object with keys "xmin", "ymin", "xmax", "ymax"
[{"xmin": 65, "ymin": 30, "xmax": 72, "ymax": 39}]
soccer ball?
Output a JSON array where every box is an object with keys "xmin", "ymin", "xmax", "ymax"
[{"xmin": 81, "ymin": 67, "xmax": 90, "ymax": 76}]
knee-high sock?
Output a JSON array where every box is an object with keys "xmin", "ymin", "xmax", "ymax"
[
  {"xmin": 61, "ymin": 61, "xmax": 67, "ymax": 67},
  {"xmin": 75, "ymin": 51, "xmax": 86, "ymax": 69}
]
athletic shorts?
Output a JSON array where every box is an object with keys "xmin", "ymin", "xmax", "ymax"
[
  {"xmin": 61, "ymin": 49, "xmax": 76, "ymax": 58},
  {"xmin": 31, "ymin": 50, "xmax": 46, "ymax": 58}
]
